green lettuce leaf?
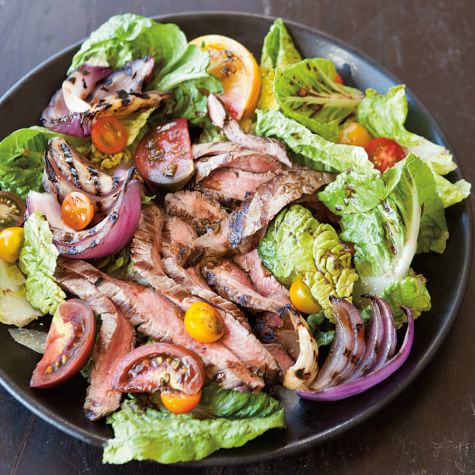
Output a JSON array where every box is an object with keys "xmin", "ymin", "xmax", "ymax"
[
  {"xmin": 381, "ymin": 274, "xmax": 431, "ymax": 327},
  {"xmin": 275, "ymin": 59, "xmax": 363, "ymax": 141},
  {"xmin": 356, "ymin": 85, "xmax": 471, "ymax": 206},
  {"xmin": 69, "ymin": 13, "xmax": 222, "ymax": 127},
  {"xmin": 331, "ymin": 155, "xmax": 447, "ymax": 299},
  {"xmin": 258, "ymin": 18, "xmax": 302, "ymax": 111},
  {"xmin": 19, "ymin": 213, "xmax": 66, "ymax": 315},
  {"xmin": 103, "ymin": 384, "xmax": 285, "ymax": 464},
  {"xmin": 255, "ymin": 109, "xmax": 372, "ymax": 173},
  {"xmin": 258, "ymin": 205, "xmax": 358, "ymax": 319},
  {"xmin": 0, "ymin": 126, "xmax": 87, "ymax": 198}
]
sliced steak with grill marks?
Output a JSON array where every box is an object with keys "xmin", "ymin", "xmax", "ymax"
[
  {"xmin": 57, "ymin": 258, "xmax": 264, "ymax": 392},
  {"xmin": 201, "ymin": 259, "xmax": 285, "ymax": 314},
  {"xmin": 228, "ymin": 169, "xmax": 334, "ymax": 248},
  {"xmin": 194, "ymin": 150, "xmax": 284, "ymax": 182},
  {"xmin": 264, "ymin": 343, "xmax": 295, "ymax": 374},
  {"xmin": 164, "ymin": 190, "xmax": 227, "ymax": 235},
  {"xmin": 195, "ymin": 168, "xmax": 277, "ymax": 203},
  {"xmin": 131, "ymin": 206, "xmax": 278, "ymax": 380},
  {"xmin": 55, "ymin": 269, "xmax": 134, "ymax": 420},
  {"xmin": 207, "ymin": 94, "xmax": 292, "ymax": 167}
]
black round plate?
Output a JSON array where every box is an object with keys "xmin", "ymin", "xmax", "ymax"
[{"xmin": 0, "ymin": 11, "xmax": 472, "ymax": 467}]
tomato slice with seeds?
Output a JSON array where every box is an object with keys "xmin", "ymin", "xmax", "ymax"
[
  {"xmin": 365, "ymin": 137, "xmax": 406, "ymax": 172},
  {"xmin": 61, "ymin": 192, "xmax": 95, "ymax": 231},
  {"xmin": 91, "ymin": 116, "xmax": 128, "ymax": 154},
  {"xmin": 334, "ymin": 72, "xmax": 343, "ymax": 84},
  {"xmin": 112, "ymin": 343, "xmax": 205, "ymax": 395},
  {"xmin": 30, "ymin": 299, "xmax": 96, "ymax": 389}
]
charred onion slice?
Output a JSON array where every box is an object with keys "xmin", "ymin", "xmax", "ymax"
[
  {"xmin": 281, "ymin": 306, "xmax": 319, "ymax": 390},
  {"xmin": 371, "ymin": 296, "xmax": 397, "ymax": 371},
  {"xmin": 112, "ymin": 343, "xmax": 205, "ymax": 395},
  {"xmin": 30, "ymin": 299, "xmax": 96, "ymax": 388},
  {"xmin": 297, "ymin": 307, "xmax": 414, "ymax": 401}
]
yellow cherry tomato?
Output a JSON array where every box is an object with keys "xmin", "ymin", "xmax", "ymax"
[
  {"xmin": 338, "ymin": 122, "xmax": 373, "ymax": 147},
  {"xmin": 160, "ymin": 391, "xmax": 202, "ymax": 414},
  {"xmin": 191, "ymin": 34, "xmax": 261, "ymax": 120},
  {"xmin": 0, "ymin": 226, "xmax": 24, "ymax": 263},
  {"xmin": 289, "ymin": 277, "xmax": 321, "ymax": 314},
  {"xmin": 184, "ymin": 301, "xmax": 225, "ymax": 343}
]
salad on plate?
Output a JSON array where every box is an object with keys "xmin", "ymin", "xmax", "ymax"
[{"xmin": 0, "ymin": 13, "xmax": 470, "ymax": 464}]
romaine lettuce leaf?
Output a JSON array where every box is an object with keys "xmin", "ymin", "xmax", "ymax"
[
  {"xmin": 381, "ymin": 274, "xmax": 431, "ymax": 326},
  {"xmin": 103, "ymin": 384, "xmax": 285, "ymax": 464},
  {"xmin": 275, "ymin": 59, "xmax": 363, "ymax": 141},
  {"xmin": 330, "ymin": 155, "xmax": 447, "ymax": 298},
  {"xmin": 258, "ymin": 18, "xmax": 302, "ymax": 111},
  {"xmin": 68, "ymin": 13, "xmax": 222, "ymax": 127},
  {"xmin": 356, "ymin": 85, "xmax": 471, "ymax": 206},
  {"xmin": 258, "ymin": 205, "xmax": 358, "ymax": 319},
  {"xmin": 255, "ymin": 109, "xmax": 372, "ymax": 173},
  {"xmin": 19, "ymin": 212, "xmax": 66, "ymax": 315}
]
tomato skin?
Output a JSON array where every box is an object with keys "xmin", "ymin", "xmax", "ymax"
[
  {"xmin": 290, "ymin": 277, "xmax": 321, "ymax": 314},
  {"xmin": 334, "ymin": 72, "xmax": 343, "ymax": 84},
  {"xmin": 184, "ymin": 301, "xmax": 225, "ymax": 343},
  {"xmin": 365, "ymin": 137, "xmax": 406, "ymax": 172},
  {"xmin": 338, "ymin": 122, "xmax": 372, "ymax": 147},
  {"xmin": 160, "ymin": 391, "xmax": 202, "ymax": 414},
  {"xmin": 0, "ymin": 192, "xmax": 25, "ymax": 230},
  {"xmin": 134, "ymin": 118, "xmax": 194, "ymax": 192},
  {"xmin": 30, "ymin": 299, "xmax": 96, "ymax": 389},
  {"xmin": 91, "ymin": 116, "xmax": 128, "ymax": 154},
  {"xmin": 0, "ymin": 227, "xmax": 24, "ymax": 263},
  {"xmin": 61, "ymin": 192, "xmax": 95, "ymax": 231},
  {"xmin": 112, "ymin": 343, "xmax": 206, "ymax": 395}
]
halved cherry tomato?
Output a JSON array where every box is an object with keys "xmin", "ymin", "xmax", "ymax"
[
  {"xmin": 160, "ymin": 391, "xmax": 202, "ymax": 414},
  {"xmin": 338, "ymin": 122, "xmax": 373, "ymax": 147},
  {"xmin": 290, "ymin": 277, "xmax": 321, "ymax": 314},
  {"xmin": 184, "ymin": 301, "xmax": 225, "ymax": 343},
  {"xmin": 0, "ymin": 192, "xmax": 25, "ymax": 230},
  {"xmin": 30, "ymin": 299, "xmax": 96, "ymax": 388},
  {"xmin": 365, "ymin": 137, "xmax": 406, "ymax": 172},
  {"xmin": 191, "ymin": 34, "xmax": 261, "ymax": 120},
  {"xmin": 112, "ymin": 343, "xmax": 205, "ymax": 395},
  {"xmin": 61, "ymin": 192, "xmax": 95, "ymax": 231},
  {"xmin": 134, "ymin": 118, "xmax": 194, "ymax": 192},
  {"xmin": 91, "ymin": 116, "xmax": 128, "ymax": 154},
  {"xmin": 0, "ymin": 227, "xmax": 24, "ymax": 263},
  {"xmin": 334, "ymin": 72, "xmax": 343, "ymax": 84}
]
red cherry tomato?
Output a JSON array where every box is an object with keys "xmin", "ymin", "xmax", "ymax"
[
  {"xmin": 334, "ymin": 72, "xmax": 343, "ymax": 84},
  {"xmin": 112, "ymin": 342, "xmax": 205, "ymax": 395},
  {"xmin": 134, "ymin": 118, "xmax": 194, "ymax": 191},
  {"xmin": 364, "ymin": 137, "xmax": 406, "ymax": 172},
  {"xmin": 30, "ymin": 299, "xmax": 96, "ymax": 388},
  {"xmin": 91, "ymin": 116, "xmax": 128, "ymax": 154}
]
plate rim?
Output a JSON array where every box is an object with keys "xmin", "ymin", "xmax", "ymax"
[{"xmin": 0, "ymin": 10, "xmax": 472, "ymax": 467}]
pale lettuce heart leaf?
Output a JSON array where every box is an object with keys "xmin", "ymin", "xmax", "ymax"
[
  {"xmin": 255, "ymin": 109, "xmax": 372, "ymax": 173},
  {"xmin": 103, "ymin": 384, "xmax": 285, "ymax": 464},
  {"xmin": 19, "ymin": 212, "xmax": 66, "ymax": 315},
  {"xmin": 258, "ymin": 18, "xmax": 302, "ymax": 111},
  {"xmin": 275, "ymin": 58, "xmax": 363, "ymax": 141}
]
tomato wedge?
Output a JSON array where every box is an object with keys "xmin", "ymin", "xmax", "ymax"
[
  {"xmin": 334, "ymin": 72, "xmax": 343, "ymax": 84},
  {"xmin": 134, "ymin": 118, "xmax": 194, "ymax": 191},
  {"xmin": 91, "ymin": 116, "xmax": 128, "ymax": 154},
  {"xmin": 61, "ymin": 192, "xmax": 95, "ymax": 231},
  {"xmin": 0, "ymin": 192, "xmax": 25, "ymax": 230},
  {"xmin": 365, "ymin": 137, "xmax": 406, "ymax": 172},
  {"xmin": 112, "ymin": 343, "xmax": 205, "ymax": 395},
  {"xmin": 30, "ymin": 299, "xmax": 96, "ymax": 389},
  {"xmin": 160, "ymin": 391, "xmax": 202, "ymax": 414}
]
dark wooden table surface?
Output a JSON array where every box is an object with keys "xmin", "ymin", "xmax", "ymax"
[{"xmin": 1, "ymin": 0, "xmax": 474, "ymax": 474}]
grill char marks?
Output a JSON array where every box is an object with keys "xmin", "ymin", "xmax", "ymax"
[
  {"xmin": 131, "ymin": 206, "xmax": 278, "ymax": 381},
  {"xmin": 57, "ymin": 258, "xmax": 264, "ymax": 392},
  {"xmin": 55, "ymin": 269, "xmax": 134, "ymax": 421}
]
